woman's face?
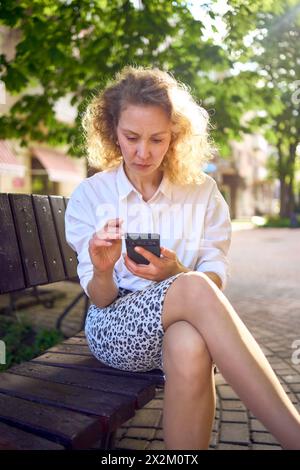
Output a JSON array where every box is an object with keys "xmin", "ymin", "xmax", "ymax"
[{"xmin": 116, "ymin": 104, "xmax": 172, "ymax": 178}]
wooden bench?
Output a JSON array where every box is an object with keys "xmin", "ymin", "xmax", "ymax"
[{"xmin": 0, "ymin": 193, "xmax": 164, "ymax": 450}]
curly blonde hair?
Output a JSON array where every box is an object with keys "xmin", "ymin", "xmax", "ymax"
[{"xmin": 82, "ymin": 65, "xmax": 215, "ymax": 185}]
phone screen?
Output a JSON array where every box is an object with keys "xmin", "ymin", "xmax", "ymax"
[{"xmin": 125, "ymin": 233, "xmax": 160, "ymax": 264}]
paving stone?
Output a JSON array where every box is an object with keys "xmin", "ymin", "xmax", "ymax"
[
  {"xmin": 220, "ymin": 423, "xmax": 249, "ymax": 444},
  {"xmin": 143, "ymin": 399, "xmax": 163, "ymax": 409},
  {"xmin": 212, "ymin": 419, "xmax": 219, "ymax": 432},
  {"xmin": 120, "ymin": 417, "xmax": 134, "ymax": 428},
  {"xmin": 261, "ymin": 347, "xmax": 273, "ymax": 356},
  {"xmin": 221, "ymin": 400, "xmax": 247, "ymax": 411},
  {"xmin": 290, "ymin": 383, "xmax": 300, "ymax": 392},
  {"xmin": 279, "ymin": 383, "xmax": 290, "ymax": 392},
  {"xmin": 209, "ymin": 431, "xmax": 218, "ymax": 448},
  {"xmin": 286, "ymin": 392, "xmax": 298, "ymax": 404},
  {"xmin": 215, "ymin": 374, "xmax": 227, "ymax": 386},
  {"xmin": 154, "ymin": 429, "xmax": 164, "ymax": 440},
  {"xmin": 217, "ymin": 444, "xmax": 249, "ymax": 450},
  {"xmin": 217, "ymin": 385, "xmax": 239, "ymax": 400},
  {"xmin": 250, "ymin": 419, "xmax": 267, "ymax": 432},
  {"xmin": 278, "ymin": 352, "xmax": 293, "ymax": 359},
  {"xmin": 158, "ymin": 415, "xmax": 163, "ymax": 429},
  {"xmin": 281, "ymin": 375, "xmax": 300, "ymax": 384},
  {"xmin": 146, "ymin": 440, "xmax": 166, "ymax": 450},
  {"xmin": 222, "ymin": 411, "xmax": 248, "ymax": 423},
  {"xmin": 269, "ymin": 363, "xmax": 289, "ymax": 370},
  {"xmin": 126, "ymin": 427, "xmax": 156, "ymax": 440},
  {"xmin": 129, "ymin": 409, "xmax": 161, "ymax": 428},
  {"xmin": 115, "ymin": 438, "xmax": 149, "ymax": 450},
  {"xmin": 269, "ymin": 346, "xmax": 288, "ymax": 352},
  {"xmin": 251, "ymin": 444, "xmax": 282, "ymax": 450},
  {"xmin": 252, "ymin": 432, "xmax": 280, "ymax": 445}
]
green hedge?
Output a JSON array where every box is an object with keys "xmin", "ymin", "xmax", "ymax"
[
  {"xmin": 262, "ymin": 215, "xmax": 300, "ymax": 228},
  {"xmin": 0, "ymin": 316, "xmax": 63, "ymax": 372}
]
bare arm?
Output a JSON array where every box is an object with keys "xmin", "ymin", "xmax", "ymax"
[
  {"xmin": 178, "ymin": 265, "xmax": 222, "ymax": 290},
  {"xmin": 203, "ymin": 271, "xmax": 222, "ymax": 289},
  {"xmin": 87, "ymin": 268, "xmax": 119, "ymax": 308},
  {"xmin": 172, "ymin": 256, "xmax": 222, "ymax": 289}
]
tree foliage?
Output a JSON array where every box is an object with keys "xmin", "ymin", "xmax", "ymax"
[
  {"xmin": 1, "ymin": 0, "xmax": 299, "ymax": 216},
  {"xmin": 0, "ymin": 0, "xmax": 229, "ymax": 154},
  {"xmin": 224, "ymin": 0, "xmax": 300, "ymax": 215}
]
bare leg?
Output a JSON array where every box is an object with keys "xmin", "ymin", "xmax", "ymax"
[
  {"xmin": 162, "ymin": 321, "xmax": 216, "ymax": 449},
  {"xmin": 161, "ymin": 272, "xmax": 300, "ymax": 450}
]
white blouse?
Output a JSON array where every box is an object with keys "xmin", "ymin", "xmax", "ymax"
[{"xmin": 65, "ymin": 162, "xmax": 232, "ymax": 297}]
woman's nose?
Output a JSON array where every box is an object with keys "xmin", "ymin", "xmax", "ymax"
[{"xmin": 136, "ymin": 141, "xmax": 150, "ymax": 159}]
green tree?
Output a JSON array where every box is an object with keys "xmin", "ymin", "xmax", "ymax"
[
  {"xmin": 0, "ymin": 0, "xmax": 229, "ymax": 155},
  {"xmin": 224, "ymin": 0, "xmax": 300, "ymax": 217}
]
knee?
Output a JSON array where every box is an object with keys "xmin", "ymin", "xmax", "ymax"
[
  {"xmin": 178, "ymin": 272, "xmax": 218, "ymax": 308},
  {"xmin": 162, "ymin": 321, "xmax": 213, "ymax": 382}
]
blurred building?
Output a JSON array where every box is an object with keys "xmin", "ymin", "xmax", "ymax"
[
  {"xmin": 0, "ymin": 26, "xmax": 86, "ymax": 196},
  {"xmin": 0, "ymin": 139, "xmax": 86, "ymax": 196},
  {"xmin": 204, "ymin": 134, "xmax": 278, "ymax": 219},
  {"xmin": 230, "ymin": 134, "xmax": 277, "ymax": 218}
]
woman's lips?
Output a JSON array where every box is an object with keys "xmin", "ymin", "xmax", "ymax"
[{"xmin": 134, "ymin": 163, "xmax": 151, "ymax": 168}]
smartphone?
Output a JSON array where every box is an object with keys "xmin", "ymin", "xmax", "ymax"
[{"xmin": 125, "ymin": 233, "xmax": 160, "ymax": 265}]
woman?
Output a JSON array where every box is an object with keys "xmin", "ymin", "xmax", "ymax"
[{"xmin": 65, "ymin": 66, "xmax": 300, "ymax": 449}]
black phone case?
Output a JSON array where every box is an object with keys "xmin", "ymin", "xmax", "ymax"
[{"xmin": 125, "ymin": 233, "xmax": 160, "ymax": 265}]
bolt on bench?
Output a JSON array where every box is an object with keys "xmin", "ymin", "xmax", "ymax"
[{"xmin": 0, "ymin": 193, "xmax": 164, "ymax": 450}]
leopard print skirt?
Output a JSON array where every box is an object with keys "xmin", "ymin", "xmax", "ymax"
[{"xmin": 84, "ymin": 273, "xmax": 183, "ymax": 372}]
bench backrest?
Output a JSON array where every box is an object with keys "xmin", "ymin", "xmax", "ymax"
[{"xmin": 0, "ymin": 193, "xmax": 78, "ymax": 295}]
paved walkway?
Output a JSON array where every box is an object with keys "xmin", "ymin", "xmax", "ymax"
[
  {"xmin": 114, "ymin": 227, "xmax": 300, "ymax": 450},
  {"xmin": 2, "ymin": 226, "xmax": 300, "ymax": 450}
]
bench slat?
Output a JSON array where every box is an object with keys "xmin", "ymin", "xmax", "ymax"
[
  {"xmin": 0, "ymin": 194, "xmax": 26, "ymax": 293},
  {"xmin": 33, "ymin": 351, "xmax": 165, "ymax": 386},
  {"xmin": 0, "ymin": 392, "xmax": 102, "ymax": 449},
  {"xmin": 63, "ymin": 336, "xmax": 89, "ymax": 345},
  {"xmin": 0, "ymin": 421, "xmax": 64, "ymax": 450},
  {"xmin": 8, "ymin": 361, "xmax": 156, "ymax": 409},
  {"xmin": 46, "ymin": 343, "xmax": 93, "ymax": 355},
  {"xmin": 66, "ymin": 332, "xmax": 165, "ymax": 384},
  {"xmin": 32, "ymin": 195, "xmax": 66, "ymax": 282},
  {"xmin": 50, "ymin": 196, "xmax": 78, "ymax": 279},
  {"xmin": 0, "ymin": 372, "xmax": 135, "ymax": 432},
  {"xmin": 9, "ymin": 194, "xmax": 48, "ymax": 286}
]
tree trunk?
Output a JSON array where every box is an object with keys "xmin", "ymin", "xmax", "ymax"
[
  {"xmin": 287, "ymin": 143, "xmax": 297, "ymax": 216},
  {"xmin": 279, "ymin": 175, "xmax": 289, "ymax": 217},
  {"xmin": 287, "ymin": 174, "xmax": 295, "ymax": 215},
  {"xmin": 278, "ymin": 141, "xmax": 297, "ymax": 218}
]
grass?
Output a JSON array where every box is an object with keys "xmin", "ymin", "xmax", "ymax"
[{"xmin": 0, "ymin": 315, "xmax": 64, "ymax": 372}]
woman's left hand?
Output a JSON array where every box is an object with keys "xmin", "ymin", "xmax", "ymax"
[{"xmin": 124, "ymin": 246, "xmax": 188, "ymax": 281}]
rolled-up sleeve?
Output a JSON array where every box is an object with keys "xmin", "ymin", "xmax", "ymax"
[
  {"xmin": 65, "ymin": 186, "xmax": 96, "ymax": 296},
  {"xmin": 65, "ymin": 184, "xmax": 119, "ymax": 298},
  {"xmin": 195, "ymin": 181, "xmax": 232, "ymax": 290}
]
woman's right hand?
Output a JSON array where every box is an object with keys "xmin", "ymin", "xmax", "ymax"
[{"xmin": 88, "ymin": 218, "xmax": 124, "ymax": 274}]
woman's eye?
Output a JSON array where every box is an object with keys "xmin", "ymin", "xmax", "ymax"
[{"xmin": 125, "ymin": 136, "xmax": 162, "ymax": 143}]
